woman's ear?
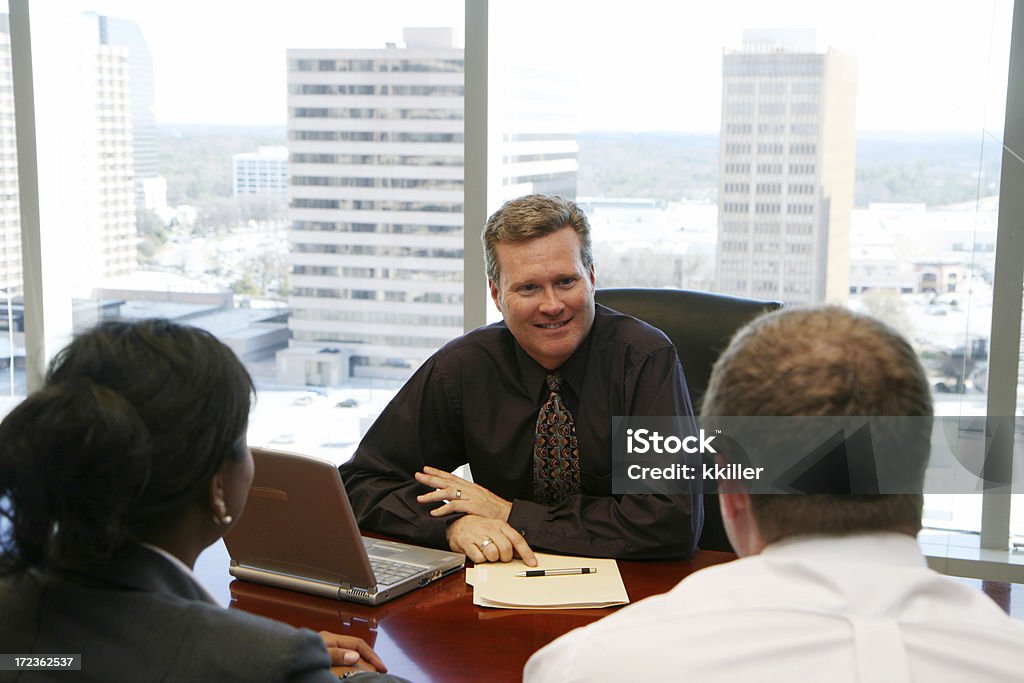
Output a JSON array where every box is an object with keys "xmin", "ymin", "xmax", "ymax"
[{"xmin": 208, "ymin": 472, "xmax": 232, "ymax": 527}]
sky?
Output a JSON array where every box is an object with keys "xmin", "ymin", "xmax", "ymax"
[{"xmin": 70, "ymin": 0, "xmax": 1014, "ymax": 133}]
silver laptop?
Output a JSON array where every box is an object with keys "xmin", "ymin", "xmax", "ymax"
[{"xmin": 224, "ymin": 447, "xmax": 465, "ymax": 605}]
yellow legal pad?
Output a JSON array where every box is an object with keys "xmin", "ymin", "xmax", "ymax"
[{"xmin": 465, "ymin": 552, "xmax": 629, "ymax": 609}]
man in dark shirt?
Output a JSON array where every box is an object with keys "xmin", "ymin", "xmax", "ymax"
[{"xmin": 340, "ymin": 194, "xmax": 700, "ymax": 564}]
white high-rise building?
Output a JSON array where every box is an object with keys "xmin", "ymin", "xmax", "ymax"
[
  {"xmin": 82, "ymin": 37, "xmax": 137, "ymax": 283},
  {"xmin": 234, "ymin": 146, "xmax": 289, "ymax": 196},
  {"xmin": 90, "ymin": 14, "xmax": 156, "ymax": 210},
  {"xmin": 0, "ymin": 14, "xmax": 138, "ymax": 298},
  {"xmin": 716, "ymin": 29, "xmax": 857, "ymax": 305},
  {"xmin": 278, "ymin": 28, "xmax": 577, "ymax": 385},
  {"xmin": 0, "ymin": 18, "xmax": 20, "ymax": 298}
]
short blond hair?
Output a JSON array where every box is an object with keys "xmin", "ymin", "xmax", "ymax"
[{"xmin": 481, "ymin": 194, "xmax": 592, "ymax": 286}]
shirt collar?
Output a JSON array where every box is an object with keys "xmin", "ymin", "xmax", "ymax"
[
  {"xmin": 759, "ymin": 532, "xmax": 927, "ymax": 569},
  {"xmin": 512, "ymin": 305, "xmax": 604, "ymax": 402}
]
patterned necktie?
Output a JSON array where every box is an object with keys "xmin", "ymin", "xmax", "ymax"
[{"xmin": 533, "ymin": 373, "xmax": 581, "ymax": 505}]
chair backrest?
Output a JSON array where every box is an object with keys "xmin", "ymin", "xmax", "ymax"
[
  {"xmin": 596, "ymin": 287, "xmax": 783, "ymax": 410},
  {"xmin": 595, "ymin": 287, "xmax": 783, "ymax": 552}
]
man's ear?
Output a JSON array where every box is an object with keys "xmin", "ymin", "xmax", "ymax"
[
  {"xmin": 718, "ymin": 486, "xmax": 766, "ymax": 557},
  {"xmin": 588, "ymin": 264, "xmax": 596, "ymax": 288},
  {"xmin": 718, "ymin": 486, "xmax": 749, "ymax": 521},
  {"xmin": 488, "ymin": 278, "xmax": 501, "ymax": 309}
]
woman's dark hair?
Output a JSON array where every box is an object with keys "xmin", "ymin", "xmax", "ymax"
[{"xmin": 0, "ymin": 319, "xmax": 254, "ymax": 574}]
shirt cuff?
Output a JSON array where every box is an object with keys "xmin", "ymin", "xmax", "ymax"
[
  {"xmin": 419, "ymin": 514, "xmax": 457, "ymax": 549},
  {"xmin": 507, "ymin": 499, "xmax": 548, "ymax": 541}
]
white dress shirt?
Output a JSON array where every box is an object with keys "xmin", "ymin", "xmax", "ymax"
[{"xmin": 524, "ymin": 533, "xmax": 1024, "ymax": 682}]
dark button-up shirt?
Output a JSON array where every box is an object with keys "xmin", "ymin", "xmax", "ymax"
[{"xmin": 340, "ymin": 304, "xmax": 701, "ymax": 559}]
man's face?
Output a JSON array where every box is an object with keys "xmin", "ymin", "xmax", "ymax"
[{"xmin": 489, "ymin": 226, "xmax": 596, "ymax": 370}]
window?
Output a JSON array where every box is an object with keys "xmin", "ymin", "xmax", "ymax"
[
  {"xmin": 8, "ymin": 0, "xmax": 1024, "ymax": 568},
  {"xmin": 5, "ymin": 0, "xmax": 465, "ymax": 464},
  {"xmin": 489, "ymin": 0, "xmax": 1019, "ymax": 554}
]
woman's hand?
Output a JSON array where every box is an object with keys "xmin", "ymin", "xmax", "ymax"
[{"xmin": 319, "ymin": 632, "xmax": 387, "ymax": 672}]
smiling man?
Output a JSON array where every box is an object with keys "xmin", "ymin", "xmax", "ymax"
[{"xmin": 340, "ymin": 195, "xmax": 701, "ymax": 564}]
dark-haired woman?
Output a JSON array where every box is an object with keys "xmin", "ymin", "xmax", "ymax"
[{"xmin": 0, "ymin": 320, "xmax": 404, "ymax": 682}]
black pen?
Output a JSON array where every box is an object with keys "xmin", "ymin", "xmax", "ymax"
[{"xmin": 514, "ymin": 567, "xmax": 598, "ymax": 577}]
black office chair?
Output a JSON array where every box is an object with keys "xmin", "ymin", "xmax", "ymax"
[{"xmin": 596, "ymin": 287, "xmax": 783, "ymax": 553}]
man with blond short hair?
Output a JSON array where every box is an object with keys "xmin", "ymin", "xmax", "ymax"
[{"xmin": 525, "ymin": 306, "xmax": 1024, "ymax": 682}]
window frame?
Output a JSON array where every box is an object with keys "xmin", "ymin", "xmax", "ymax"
[{"xmin": 10, "ymin": 0, "xmax": 1024, "ymax": 562}]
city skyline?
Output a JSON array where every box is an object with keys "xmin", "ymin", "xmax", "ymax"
[
  {"xmin": 75, "ymin": 0, "xmax": 1013, "ymax": 134},
  {"xmin": 0, "ymin": 2, "xmax": 1015, "ymax": 544}
]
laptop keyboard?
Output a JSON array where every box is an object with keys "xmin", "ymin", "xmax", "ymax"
[{"xmin": 370, "ymin": 557, "xmax": 422, "ymax": 586}]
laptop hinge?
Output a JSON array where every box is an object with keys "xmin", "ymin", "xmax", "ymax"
[{"xmin": 230, "ymin": 563, "xmax": 375, "ymax": 601}]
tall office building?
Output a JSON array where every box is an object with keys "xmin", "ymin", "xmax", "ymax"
[
  {"xmin": 278, "ymin": 28, "xmax": 577, "ymax": 385},
  {"xmin": 90, "ymin": 14, "xmax": 157, "ymax": 210},
  {"xmin": 715, "ymin": 29, "xmax": 857, "ymax": 305},
  {"xmin": 0, "ymin": 17, "xmax": 20, "ymax": 298},
  {"xmin": 81, "ymin": 35, "xmax": 137, "ymax": 282},
  {"xmin": 0, "ymin": 14, "xmax": 138, "ymax": 296}
]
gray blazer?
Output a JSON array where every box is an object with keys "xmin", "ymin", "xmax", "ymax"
[{"xmin": 0, "ymin": 545, "xmax": 340, "ymax": 683}]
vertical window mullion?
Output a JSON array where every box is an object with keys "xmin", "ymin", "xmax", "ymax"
[
  {"xmin": 10, "ymin": 0, "xmax": 75, "ymax": 392},
  {"xmin": 981, "ymin": 0, "xmax": 1024, "ymax": 550},
  {"xmin": 462, "ymin": 0, "xmax": 489, "ymax": 332}
]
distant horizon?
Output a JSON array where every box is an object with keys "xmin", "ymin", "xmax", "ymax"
[{"xmin": 154, "ymin": 123, "xmax": 1005, "ymax": 139}]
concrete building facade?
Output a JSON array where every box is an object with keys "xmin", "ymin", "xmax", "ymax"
[
  {"xmin": 234, "ymin": 146, "xmax": 289, "ymax": 196},
  {"xmin": 0, "ymin": 19, "xmax": 20, "ymax": 298},
  {"xmin": 84, "ymin": 39, "xmax": 137, "ymax": 282},
  {"xmin": 278, "ymin": 28, "xmax": 577, "ymax": 385},
  {"xmin": 0, "ymin": 14, "xmax": 139, "ymax": 300},
  {"xmin": 92, "ymin": 14, "xmax": 157, "ymax": 210},
  {"xmin": 715, "ymin": 29, "xmax": 858, "ymax": 305}
]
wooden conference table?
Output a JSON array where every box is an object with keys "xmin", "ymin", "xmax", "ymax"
[
  {"xmin": 194, "ymin": 543, "xmax": 733, "ymax": 682},
  {"xmin": 193, "ymin": 542, "xmax": 1022, "ymax": 683}
]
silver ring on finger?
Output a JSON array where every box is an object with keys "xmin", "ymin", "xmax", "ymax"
[{"xmin": 480, "ymin": 537, "xmax": 494, "ymax": 550}]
